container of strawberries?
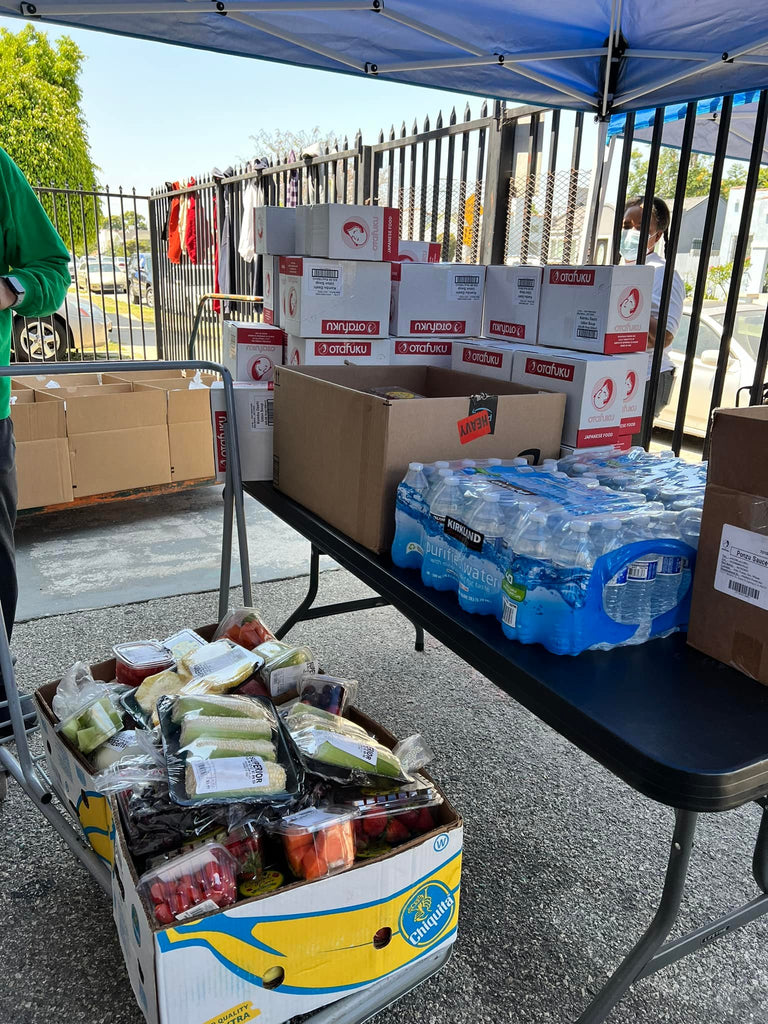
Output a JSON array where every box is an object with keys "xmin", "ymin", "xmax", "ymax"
[
  {"xmin": 271, "ymin": 807, "xmax": 355, "ymax": 881},
  {"xmin": 339, "ymin": 777, "xmax": 444, "ymax": 856},
  {"xmin": 139, "ymin": 841, "xmax": 238, "ymax": 925},
  {"xmin": 221, "ymin": 821, "xmax": 265, "ymax": 883}
]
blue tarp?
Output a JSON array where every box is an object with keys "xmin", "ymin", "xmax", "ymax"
[{"xmin": 1, "ymin": 1, "xmax": 768, "ymax": 114}]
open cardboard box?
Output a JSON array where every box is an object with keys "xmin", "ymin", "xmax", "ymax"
[
  {"xmin": 134, "ymin": 379, "xmax": 215, "ymax": 483},
  {"xmin": 273, "ymin": 363, "xmax": 566, "ymax": 552},
  {"xmin": 11, "ymin": 388, "xmax": 73, "ymax": 508}
]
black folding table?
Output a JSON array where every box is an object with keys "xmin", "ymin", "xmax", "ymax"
[{"xmin": 245, "ymin": 480, "xmax": 768, "ymax": 1024}]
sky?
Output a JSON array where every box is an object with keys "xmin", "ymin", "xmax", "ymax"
[{"xmin": 0, "ymin": 14, "xmax": 499, "ymax": 195}]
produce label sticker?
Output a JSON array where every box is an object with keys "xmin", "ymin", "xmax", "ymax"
[
  {"xmin": 190, "ymin": 756, "xmax": 268, "ymax": 796},
  {"xmin": 308, "ymin": 265, "xmax": 343, "ymax": 297},
  {"xmin": 270, "ymin": 661, "xmax": 313, "ymax": 697},
  {"xmin": 191, "ymin": 648, "xmax": 251, "ymax": 679},
  {"xmin": 175, "ymin": 898, "xmax": 220, "ymax": 922},
  {"xmin": 319, "ymin": 730, "xmax": 377, "ymax": 765},
  {"xmin": 285, "ymin": 807, "xmax": 338, "ymax": 829},
  {"xmin": 714, "ymin": 524, "xmax": 768, "ymax": 610},
  {"xmin": 447, "ymin": 270, "xmax": 482, "ymax": 302}
]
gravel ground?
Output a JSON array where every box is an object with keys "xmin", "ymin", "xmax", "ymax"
[{"xmin": 1, "ymin": 570, "xmax": 765, "ymax": 1024}]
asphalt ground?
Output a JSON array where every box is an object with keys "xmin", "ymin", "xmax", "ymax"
[{"xmin": 1, "ymin": 571, "xmax": 765, "ymax": 1024}]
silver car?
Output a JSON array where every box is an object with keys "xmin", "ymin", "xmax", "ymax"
[{"xmin": 12, "ymin": 295, "xmax": 114, "ymax": 362}]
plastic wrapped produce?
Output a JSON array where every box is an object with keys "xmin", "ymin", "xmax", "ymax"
[
  {"xmin": 255, "ymin": 640, "xmax": 318, "ymax": 698},
  {"xmin": 113, "ymin": 642, "xmax": 175, "ymax": 687},
  {"xmin": 116, "ymin": 784, "xmax": 230, "ymax": 861},
  {"xmin": 285, "ymin": 711, "xmax": 408, "ymax": 784},
  {"xmin": 139, "ymin": 842, "xmax": 238, "ymax": 924},
  {"xmin": 91, "ymin": 729, "xmax": 144, "ymax": 770},
  {"xmin": 270, "ymin": 807, "xmax": 355, "ymax": 880},
  {"xmin": 179, "ymin": 640, "xmax": 263, "ymax": 696},
  {"xmin": 56, "ymin": 694, "xmax": 123, "ymax": 755},
  {"xmin": 336, "ymin": 775, "xmax": 443, "ymax": 856},
  {"xmin": 214, "ymin": 607, "xmax": 277, "ymax": 650},
  {"xmin": 298, "ymin": 674, "xmax": 358, "ymax": 716}
]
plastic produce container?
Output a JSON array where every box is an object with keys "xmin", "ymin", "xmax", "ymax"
[
  {"xmin": 113, "ymin": 641, "xmax": 175, "ymax": 687},
  {"xmin": 55, "ymin": 694, "xmax": 123, "ymax": 755},
  {"xmin": 272, "ymin": 807, "xmax": 355, "ymax": 881},
  {"xmin": 139, "ymin": 841, "xmax": 238, "ymax": 925},
  {"xmin": 338, "ymin": 778, "xmax": 444, "ymax": 856},
  {"xmin": 255, "ymin": 640, "xmax": 317, "ymax": 697},
  {"xmin": 298, "ymin": 674, "xmax": 358, "ymax": 716},
  {"xmin": 214, "ymin": 607, "xmax": 277, "ymax": 650},
  {"xmin": 222, "ymin": 821, "xmax": 265, "ymax": 882}
]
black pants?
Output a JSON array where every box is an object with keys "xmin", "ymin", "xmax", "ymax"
[
  {"xmin": 0, "ymin": 417, "xmax": 17, "ymax": 699},
  {"xmin": 654, "ymin": 369, "xmax": 676, "ymax": 418}
]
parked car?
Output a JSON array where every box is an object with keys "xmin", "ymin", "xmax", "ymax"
[
  {"xmin": 128, "ymin": 253, "xmax": 154, "ymax": 307},
  {"xmin": 656, "ymin": 301, "xmax": 767, "ymax": 436},
  {"xmin": 12, "ymin": 296, "xmax": 113, "ymax": 362},
  {"xmin": 77, "ymin": 257, "xmax": 127, "ymax": 293}
]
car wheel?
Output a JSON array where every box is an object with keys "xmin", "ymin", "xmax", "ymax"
[
  {"xmin": 145, "ymin": 286, "xmax": 154, "ymax": 308},
  {"xmin": 12, "ymin": 315, "xmax": 69, "ymax": 362}
]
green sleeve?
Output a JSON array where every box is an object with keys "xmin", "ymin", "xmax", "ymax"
[{"xmin": 0, "ymin": 147, "xmax": 70, "ymax": 318}]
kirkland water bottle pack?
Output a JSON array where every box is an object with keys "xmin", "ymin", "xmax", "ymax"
[{"xmin": 391, "ymin": 448, "xmax": 704, "ymax": 656}]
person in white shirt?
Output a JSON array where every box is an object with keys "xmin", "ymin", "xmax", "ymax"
[{"xmin": 620, "ymin": 196, "xmax": 686, "ymax": 416}]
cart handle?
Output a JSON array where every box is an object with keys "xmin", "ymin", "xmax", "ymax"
[{"xmin": 188, "ymin": 293, "xmax": 263, "ymax": 360}]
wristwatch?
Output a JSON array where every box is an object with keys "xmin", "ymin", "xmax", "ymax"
[{"xmin": 2, "ymin": 276, "xmax": 24, "ymax": 307}]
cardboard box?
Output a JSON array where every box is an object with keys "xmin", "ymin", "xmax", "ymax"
[
  {"xmin": 482, "ymin": 265, "xmax": 543, "ymax": 343},
  {"xmin": 104, "ymin": 370, "xmax": 190, "ymax": 383},
  {"xmin": 222, "ymin": 321, "xmax": 285, "ymax": 383},
  {"xmin": 273, "ymin": 364, "xmax": 565, "ymax": 552},
  {"xmin": 263, "ymin": 254, "xmax": 281, "ymax": 326},
  {"xmin": 309, "ymin": 203, "xmax": 399, "ymax": 261},
  {"xmin": 52, "ymin": 387, "xmax": 172, "ymax": 497},
  {"xmin": 295, "ymin": 205, "xmax": 313, "ymax": 255},
  {"xmin": 615, "ymin": 434, "xmax": 633, "ymax": 452},
  {"xmin": 559, "ymin": 442, "xmax": 623, "ymax": 459},
  {"xmin": 24, "ymin": 371, "xmax": 106, "ymax": 390},
  {"xmin": 135, "ymin": 380, "xmax": 215, "ymax": 483},
  {"xmin": 452, "ymin": 340, "xmax": 515, "ymax": 380},
  {"xmin": 279, "ymin": 257, "xmax": 390, "ymax": 338},
  {"xmin": 395, "ymin": 240, "xmax": 441, "ymax": 263},
  {"xmin": 390, "ymin": 263, "xmax": 485, "ymax": 338},
  {"xmin": 210, "ymin": 382, "xmax": 273, "ymax": 482},
  {"xmin": 688, "ymin": 407, "xmax": 768, "ymax": 683},
  {"xmin": 511, "ymin": 345, "xmax": 636, "ymax": 448},
  {"xmin": 286, "ymin": 335, "xmax": 391, "ymax": 367},
  {"xmin": 11, "ymin": 389, "xmax": 74, "ymax": 508},
  {"xmin": 253, "ymin": 206, "xmax": 297, "ymax": 255},
  {"xmin": 112, "ymin": 709, "xmax": 462, "ymax": 1024},
  {"xmin": 390, "ymin": 337, "xmax": 454, "ymax": 368},
  {"xmin": 538, "ymin": 265, "xmax": 654, "ymax": 354},
  {"xmin": 620, "ymin": 352, "xmax": 648, "ymax": 434}
]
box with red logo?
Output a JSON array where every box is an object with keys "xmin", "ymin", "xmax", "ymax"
[
  {"xmin": 390, "ymin": 263, "xmax": 485, "ymax": 339},
  {"xmin": 309, "ymin": 204, "xmax": 400, "ymax": 262},
  {"xmin": 390, "ymin": 337, "xmax": 454, "ymax": 368},
  {"xmin": 286, "ymin": 336, "xmax": 391, "ymax": 366},
  {"xmin": 538, "ymin": 265, "xmax": 654, "ymax": 354},
  {"xmin": 510, "ymin": 345, "xmax": 634, "ymax": 448},
  {"xmin": 209, "ymin": 382, "xmax": 273, "ymax": 482},
  {"xmin": 451, "ymin": 341, "xmax": 515, "ymax": 379},
  {"xmin": 619, "ymin": 351, "xmax": 648, "ymax": 434},
  {"xmin": 253, "ymin": 207, "xmax": 297, "ymax": 255},
  {"xmin": 263, "ymin": 255, "xmax": 281, "ymax": 326},
  {"xmin": 395, "ymin": 240, "xmax": 441, "ymax": 263},
  {"xmin": 222, "ymin": 321, "xmax": 285, "ymax": 384},
  {"xmin": 295, "ymin": 206, "xmax": 313, "ymax": 255},
  {"xmin": 279, "ymin": 257, "xmax": 390, "ymax": 338},
  {"xmin": 482, "ymin": 265, "xmax": 542, "ymax": 343}
]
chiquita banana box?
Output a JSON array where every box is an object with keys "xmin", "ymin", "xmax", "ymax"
[{"xmin": 112, "ymin": 792, "xmax": 462, "ymax": 1024}]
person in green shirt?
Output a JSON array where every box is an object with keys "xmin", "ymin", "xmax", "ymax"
[{"xmin": 0, "ymin": 147, "xmax": 70, "ymax": 735}]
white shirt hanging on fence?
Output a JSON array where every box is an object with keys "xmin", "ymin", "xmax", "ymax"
[{"xmin": 237, "ymin": 178, "xmax": 264, "ymax": 263}]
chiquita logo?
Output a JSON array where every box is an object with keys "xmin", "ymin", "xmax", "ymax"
[
  {"xmin": 624, "ymin": 369, "xmax": 637, "ymax": 400},
  {"xmin": 342, "ymin": 218, "xmax": 370, "ymax": 248},
  {"xmin": 462, "ymin": 348, "xmax": 503, "ymax": 368},
  {"xmin": 395, "ymin": 340, "xmax": 451, "ymax": 355},
  {"xmin": 592, "ymin": 376, "xmax": 615, "ymax": 410},
  {"xmin": 524, "ymin": 357, "xmax": 575, "ymax": 382},
  {"xmin": 618, "ymin": 286, "xmax": 642, "ymax": 320},
  {"xmin": 315, "ymin": 341, "xmax": 372, "ymax": 357},
  {"xmin": 549, "ymin": 268, "xmax": 595, "ymax": 286},
  {"xmin": 399, "ymin": 881, "xmax": 455, "ymax": 948}
]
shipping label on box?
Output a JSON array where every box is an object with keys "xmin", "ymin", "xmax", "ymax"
[
  {"xmin": 222, "ymin": 321, "xmax": 285, "ymax": 384},
  {"xmin": 482, "ymin": 265, "xmax": 542, "ymax": 342},
  {"xmin": 210, "ymin": 382, "xmax": 273, "ymax": 482},
  {"xmin": 263, "ymin": 254, "xmax": 281, "ymax": 326},
  {"xmin": 279, "ymin": 257, "xmax": 390, "ymax": 338},
  {"xmin": 391, "ymin": 337, "xmax": 454, "ymax": 367},
  {"xmin": 390, "ymin": 263, "xmax": 485, "ymax": 338},
  {"xmin": 538, "ymin": 265, "xmax": 654, "ymax": 354},
  {"xmin": 395, "ymin": 240, "xmax": 441, "ymax": 263},
  {"xmin": 310, "ymin": 203, "xmax": 400, "ymax": 261},
  {"xmin": 451, "ymin": 341, "xmax": 515, "ymax": 380},
  {"xmin": 253, "ymin": 207, "xmax": 296, "ymax": 255},
  {"xmin": 287, "ymin": 336, "xmax": 391, "ymax": 366}
]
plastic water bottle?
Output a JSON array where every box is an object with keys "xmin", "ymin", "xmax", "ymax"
[
  {"xmin": 425, "ymin": 467, "xmax": 453, "ymax": 502},
  {"xmin": 421, "ymin": 476, "xmax": 464, "ymax": 592},
  {"xmin": 506, "ymin": 511, "xmax": 553, "ymax": 643},
  {"xmin": 391, "ymin": 462, "xmax": 429, "ymax": 570},
  {"xmin": 618, "ymin": 515, "xmax": 656, "ymax": 638},
  {"xmin": 593, "ymin": 518, "xmax": 624, "ymax": 621},
  {"xmin": 677, "ymin": 508, "xmax": 702, "ymax": 605},
  {"xmin": 458, "ymin": 491, "xmax": 506, "ymax": 616},
  {"xmin": 551, "ymin": 519, "xmax": 596, "ymax": 653},
  {"xmin": 652, "ymin": 512, "xmax": 683, "ymax": 617},
  {"xmin": 423, "ymin": 459, "xmax": 449, "ymax": 482}
]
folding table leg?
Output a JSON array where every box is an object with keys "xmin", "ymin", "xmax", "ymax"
[
  {"xmin": 276, "ymin": 546, "xmax": 322, "ymax": 639},
  {"xmin": 752, "ymin": 798, "xmax": 768, "ymax": 893},
  {"xmin": 575, "ymin": 809, "xmax": 697, "ymax": 1024}
]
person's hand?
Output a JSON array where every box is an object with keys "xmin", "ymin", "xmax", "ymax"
[{"xmin": 0, "ymin": 279, "xmax": 16, "ymax": 311}]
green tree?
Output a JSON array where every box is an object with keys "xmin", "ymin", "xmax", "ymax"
[
  {"xmin": 102, "ymin": 211, "xmax": 148, "ymax": 232},
  {"xmin": 0, "ymin": 25, "xmax": 99, "ymax": 251},
  {"xmin": 627, "ymin": 147, "xmax": 768, "ymax": 202}
]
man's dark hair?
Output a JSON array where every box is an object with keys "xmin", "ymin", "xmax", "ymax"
[{"xmin": 625, "ymin": 195, "xmax": 671, "ymax": 256}]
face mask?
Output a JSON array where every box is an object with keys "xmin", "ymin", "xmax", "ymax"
[{"xmin": 620, "ymin": 228, "xmax": 641, "ymax": 263}]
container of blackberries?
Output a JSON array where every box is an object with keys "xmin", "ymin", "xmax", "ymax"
[{"xmin": 297, "ymin": 674, "xmax": 359, "ymax": 717}]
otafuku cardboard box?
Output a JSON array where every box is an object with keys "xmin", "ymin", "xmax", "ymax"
[
  {"xmin": 538, "ymin": 265, "xmax": 654, "ymax": 354},
  {"xmin": 263, "ymin": 254, "xmax": 281, "ymax": 326},
  {"xmin": 619, "ymin": 351, "xmax": 648, "ymax": 434},
  {"xmin": 451, "ymin": 341, "xmax": 516, "ymax": 380},
  {"xmin": 222, "ymin": 321, "xmax": 285, "ymax": 383},
  {"xmin": 279, "ymin": 257, "xmax": 391, "ymax": 338},
  {"xmin": 135, "ymin": 380, "xmax": 215, "ymax": 483},
  {"xmin": 273, "ymin": 364, "xmax": 565, "ymax": 552},
  {"xmin": 390, "ymin": 337, "xmax": 454, "ymax": 367},
  {"xmin": 286, "ymin": 335, "xmax": 391, "ymax": 367},
  {"xmin": 482, "ymin": 265, "xmax": 543, "ymax": 343},
  {"xmin": 11, "ymin": 388, "xmax": 74, "ymax": 509},
  {"xmin": 390, "ymin": 263, "xmax": 485, "ymax": 338},
  {"xmin": 309, "ymin": 203, "xmax": 400, "ymax": 261},
  {"xmin": 688, "ymin": 407, "xmax": 768, "ymax": 683},
  {"xmin": 295, "ymin": 205, "xmax": 313, "ymax": 255},
  {"xmin": 210, "ymin": 381, "xmax": 273, "ymax": 482},
  {"xmin": 111, "ymin": 704, "xmax": 461, "ymax": 1024},
  {"xmin": 395, "ymin": 240, "xmax": 441, "ymax": 263},
  {"xmin": 253, "ymin": 206, "xmax": 297, "ymax": 255}
]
